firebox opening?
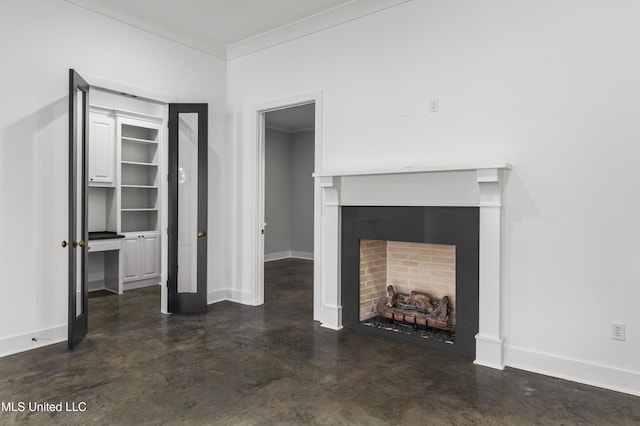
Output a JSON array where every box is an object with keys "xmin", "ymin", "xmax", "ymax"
[{"xmin": 359, "ymin": 239, "xmax": 456, "ymax": 344}]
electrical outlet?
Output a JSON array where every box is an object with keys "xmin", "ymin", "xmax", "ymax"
[{"xmin": 612, "ymin": 322, "xmax": 625, "ymax": 341}]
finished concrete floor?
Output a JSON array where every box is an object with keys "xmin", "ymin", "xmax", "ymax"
[{"xmin": 1, "ymin": 259, "xmax": 639, "ymax": 425}]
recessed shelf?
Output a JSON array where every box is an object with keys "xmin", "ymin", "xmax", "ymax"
[
  {"xmin": 121, "ymin": 136, "xmax": 158, "ymax": 145},
  {"xmin": 120, "ymin": 121, "xmax": 160, "ymax": 235},
  {"xmin": 121, "ymin": 160, "xmax": 158, "ymax": 167},
  {"xmin": 121, "ymin": 209, "xmax": 158, "ymax": 233},
  {"xmin": 121, "ymin": 185, "xmax": 158, "ymax": 189}
]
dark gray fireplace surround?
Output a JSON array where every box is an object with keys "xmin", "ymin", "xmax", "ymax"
[{"xmin": 341, "ymin": 206, "xmax": 479, "ymax": 358}]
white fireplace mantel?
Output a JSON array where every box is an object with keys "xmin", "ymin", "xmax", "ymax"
[{"xmin": 313, "ymin": 162, "xmax": 512, "ymax": 370}]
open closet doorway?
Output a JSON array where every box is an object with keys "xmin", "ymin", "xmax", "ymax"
[
  {"xmin": 258, "ymin": 101, "xmax": 317, "ymax": 313},
  {"xmin": 68, "ymin": 69, "xmax": 209, "ymax": 349}
]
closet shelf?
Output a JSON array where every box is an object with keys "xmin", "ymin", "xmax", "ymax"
[
  {"xmin": 121, "ymin": 184, "xmax": 158, "ymax": 189},
  {"xmin": 121, "ymin": 136, "xmax": 158, "ymax": 145},
  {"xmin": 122, "ymin": 208, "xmax": 158, "ymax": 212},
  {"xmin": 121, "ymin": 160, "xmax": 158, "ymax": 167}
]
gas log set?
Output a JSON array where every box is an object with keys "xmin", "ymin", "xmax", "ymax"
[{"xmin": 375, "ymin": 285, "xmax": 453, "ymax": 332}]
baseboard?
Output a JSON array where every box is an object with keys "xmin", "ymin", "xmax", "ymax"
[
  {"xmin": 264, "ymin": 251, "xmax": 290, "ymax": 262},
  {"xmin": 123, "ymin": 279, "xmax": 160, "ymax": 291},
  {"xmin": 207, "ymin": 289, "xmax": 255, "ymax": 305},
  {"xmin": 506, "ymin": 345, "xmax": 640, "ymax": 397},
  {"xmin": 265, "ymin": 251, "xmax": 313, "ymax": 262},
  {"xmin": 0, "ymin": 324, "xmax": 67, "ymax": 358},
  {"xmin": 207, "ymin": 289, "xmax": 230, "ymax": 304},
  {"xmin": 290, "ymin": 251, "xmax": 314, "ymax": 260},
  {"xmin": 88, "ymin": 279, "xmax": 104, "ymax": 292}
]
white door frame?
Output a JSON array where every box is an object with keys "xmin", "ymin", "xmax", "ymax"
[{"xmin": 253, "ymin": 91, "xmax": 323, "ymax": 315}]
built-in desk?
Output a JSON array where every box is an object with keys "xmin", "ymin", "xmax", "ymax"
[{"xmin": 88, "ymin": 232, "xmax": 124, "ymax": 294}]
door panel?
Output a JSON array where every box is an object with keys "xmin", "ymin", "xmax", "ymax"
[
  {"xmin": 142, "ymin": 234, "xmax": 159, "ymax": 278},
  {"xmin": 68, "ymin": 69, "xmax": 89, "ymax": 349},
  {"xmin": 123, "ymin": 236, "xmax": 140, "ymax": 282},
  {"xmin": 168, "ymin": 104, "xmax": 208, "ymax": 314},
  {"xmin": 88, "ymin": 112, "xmax": 115, "ymax": 185}
]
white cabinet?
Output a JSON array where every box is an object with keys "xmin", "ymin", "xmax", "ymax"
[
  {"xmin": 141, "ymin": 233, "xmax": 160, "ymax": 279},
  {"xmin": 123, "ymin": 232, "xmax": 160, "ymax": 283},
  {"xmin": 88, "ymin": 111, "xmax": 115, "ymax": 186}
]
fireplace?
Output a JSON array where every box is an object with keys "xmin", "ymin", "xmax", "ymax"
[
  {"xmin": 359, "ymin": 240, "xmax": 456, "ymax": 342},
  {"xmin": 341, "ymin": 206, "xmax": 479, "ymax": 357},
  {"xmin": 314, "ymin": 163, "xmax": 511, "ymax": 368}
]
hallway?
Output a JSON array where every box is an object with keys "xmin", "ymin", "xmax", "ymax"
[{"xmin": 0, "ymin": 259, "xmax": 638, "ymax": 424}]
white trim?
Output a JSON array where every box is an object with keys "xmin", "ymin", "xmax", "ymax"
[
  {"xmin": 208, "ymin": 289, "xmax": 230, "ymax": 304},
  {"xmin": 64, "ymin": 1, "xmax": 228, "ymax": 60},
  {"xmin": 207, "ymin": 288, "xmax": 255, "ymax": 305},
  {"xmin": 314, "ymin": 162, "xmax": 513, "ymax": 178},
  {"xmin": 506, "ymin": 345, "xmax": 640, "ymax": 397},
  {"xmin": 123, "ymin": 280, "xmax": 161, "ymax": 291},
  {"xmin": 265, "ymin": 251, "xmax": 291, "ymax": 262},
  {"xmin": 264, "ymin": 251, "xmax": 314, "ymax": 262},
  {"xmin": 227, "ymin": 0, "xmax": 411, "ymax": 60},
  {"xmin": 84, "ymin": 74, "xmax": 177, "ymax": 104},
  {"xmin": 0, "ymin": 325, "xmax": 67, "ymax": 358},
  {"xmin": 291, "ymin": 251, "xmax": 314, "ymax": 260}
]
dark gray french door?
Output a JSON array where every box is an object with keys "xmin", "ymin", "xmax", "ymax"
[
  {"xmin": 68, "ymin": 69, "xmax": 89, "ymax": 349},
  {"xmin": 168, "ymin": 104, "xmax": 208, "ymax": 314}
]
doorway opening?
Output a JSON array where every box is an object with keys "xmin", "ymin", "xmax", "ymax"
[
  {"xmin": 69, "ymin": 69, "xmax": 209, "ymax": 349},
  {"xmin": 85, "ymin": 88, "xmax": 167, "ymax": 321},
  {"xmin": 255, "ymin": 92, "xmax": 321, "ymax": 314},
  {"xmin": 263, "ymin": 104, "xmax": 315, "ymax": 304}
]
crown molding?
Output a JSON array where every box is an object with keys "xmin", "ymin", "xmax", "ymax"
[
  {"xmin": 226, "ymin": 0, "xmax": 411, "ymax": 60},
  {"xmin": 64, "ymin": 0, "xmax": 228, "ymax": 60}
]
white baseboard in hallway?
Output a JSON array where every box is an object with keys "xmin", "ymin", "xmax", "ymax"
[{"xmin": 264, "ymin": 251, "xmax": 313, "ymax": 262}]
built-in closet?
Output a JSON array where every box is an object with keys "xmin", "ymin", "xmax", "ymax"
[{"xmin": 87, "ymin": 91, "xmax": 164, "ymax": 295}]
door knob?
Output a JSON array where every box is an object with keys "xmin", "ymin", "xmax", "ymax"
[
  {"xmin": 197, "ymin": 231, "xmax": 206, "ymax": 238},
  {"xmin": 73, "ymin": 240, "xmax": 85, "ymax": 248},
  {"xmin": 61, "ymin": 241, "xmax": 68, "ymax": 248}
]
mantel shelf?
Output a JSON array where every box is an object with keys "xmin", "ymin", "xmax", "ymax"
[{"xmin": 313, "ymin": 162, "xmax": 512, "ymax": 178}]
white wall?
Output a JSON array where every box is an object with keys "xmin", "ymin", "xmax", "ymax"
[
  {"xmin": 264, "ymin": 129, "xmax": 314, "ymax": 260},
  {"xmin": 290, "ymin": 131, "xmax": 314, "ymax": 255},
  {"xmin": 0, "ymin": 0, "xmax": 229, "ymax": 356},
  {"xmin": 227, "ymin": 0, "xmax": 640, "ymax": 394},
  {"xmin": 265, "ymin": 129, "xmax": 292, "ymax": 256}
]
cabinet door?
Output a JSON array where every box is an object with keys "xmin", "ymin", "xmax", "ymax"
[
  {"xmin": 122, "ymin": 236, "xmax": 140, "ymax": 282},
  {"xmin": 89, "ymin": 112, "xmax": 115, "ymax": 186},
  {"xmin": 141, "ymin": 234, "xmax": 159, "ymax": 278}
]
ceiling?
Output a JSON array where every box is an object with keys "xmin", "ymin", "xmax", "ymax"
[
  {"xmin": 265, "ymin": 103, "xmax": 315, "ymax": 133},
  {"xmin": 65, "ymin": 0, "xmax": 409, "ymax": 59}
]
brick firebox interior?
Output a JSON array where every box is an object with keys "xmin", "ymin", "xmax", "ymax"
[{"xmin": 359, "ymin": 240, "xmax": 456, "ymax": 324}]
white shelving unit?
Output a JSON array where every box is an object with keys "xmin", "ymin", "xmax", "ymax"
[{"xmin": 116, "ymin": 113, "xmax": 163, "ymax": 287}]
